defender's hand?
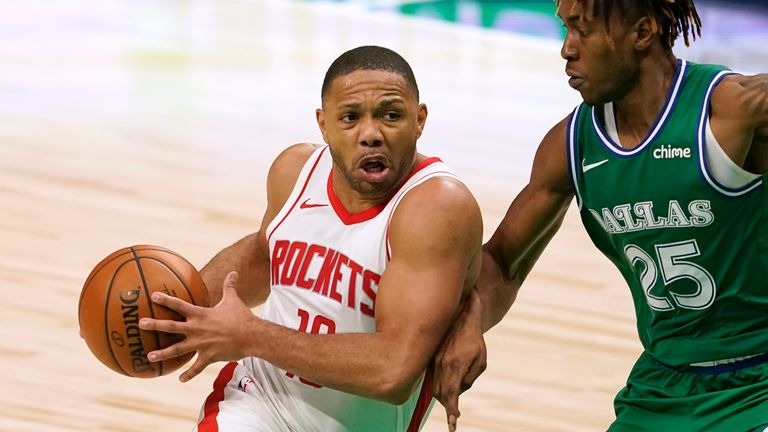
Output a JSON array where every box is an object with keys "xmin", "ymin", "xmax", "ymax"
[{"xmin": 432, "ymin": 290, "xmax": 487, "ymax": 431}]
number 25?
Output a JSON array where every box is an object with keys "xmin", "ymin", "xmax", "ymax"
[{"xmin": 624, "ymin": 239, "xmax": 716, "ymax": 311}]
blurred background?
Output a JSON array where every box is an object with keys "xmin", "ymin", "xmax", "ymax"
[
  {"xmin": 1, "ymin": 1, "xmax": 766, "ymax": 431},
  {"xmin": 331, "ymin": 0, "xmax": 768, "ymax": 72}
]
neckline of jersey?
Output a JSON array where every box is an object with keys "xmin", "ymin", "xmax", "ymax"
[
  {"xmin": 592, "ymin": 58, "xmax": 686, "ymax": 157},
  {"xmin": 326, "ymin": 156, "xmax": 442, "ymax": 225}
]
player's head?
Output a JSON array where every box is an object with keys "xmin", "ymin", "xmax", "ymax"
[
  {"xmin": 557, "ymin": 0, "xmax": 701, "ymax": 49},
  {"xmin": 556, "ymin": 0, "xmax": 702, "ymax": 105},
  {"xmin": 316, "ymin": 46, "xmax": 426, "ymax": 199},
  {"xmin": 320, "ymin": 45, "xmax": 419, "ymax": 105}
]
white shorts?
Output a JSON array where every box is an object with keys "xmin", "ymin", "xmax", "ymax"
[
  {"xmin": 193, "ymin": 360, "xmax": 434, "ymax": 432},
  {"xmin": 192, "ymin": 362, "xmax": 293, "ymax": 432}
]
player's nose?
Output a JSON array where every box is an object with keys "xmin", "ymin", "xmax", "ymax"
[
  {"xmin": 357, "ymin": 116, "xmax": 384, "ymax": 147},
  {"xmin": 560, "ymin": 33, "xmax": 578, "ymax": 61}
]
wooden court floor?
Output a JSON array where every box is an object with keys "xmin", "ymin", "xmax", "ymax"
[{"xmin": 0, "ymin": 1, "xmax": 639, "ymax": 431}]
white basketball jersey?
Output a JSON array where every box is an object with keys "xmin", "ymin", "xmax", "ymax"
[{"xmin": 247, "ymin": 145, "xmax": 459, "ymax": 432}]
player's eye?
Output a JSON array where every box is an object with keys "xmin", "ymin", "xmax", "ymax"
[
  {"xmin": 383, "ymin": 111, "xmax": 401, "ymax": 121},
  {"xmin": 340, "ymin": 113, "xmax": 357, "ymax": 123}
]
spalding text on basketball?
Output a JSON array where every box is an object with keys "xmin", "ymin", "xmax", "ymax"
[{"xmin": 119, "ymin": 289, "xmax": 154, "ymax": 374}]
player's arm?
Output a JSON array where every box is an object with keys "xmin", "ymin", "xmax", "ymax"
[
  {"xmin": 432, "ymin": 117, "xmax": 574, "ymax": 427},
  {"xmin": 245, "ymin": 177, "xmax": 482, "ymax": 404},
  {"xmin": 200, "ymin": 143, "xmax": 319, "ymax": 306},
  {"xmin": 475, "ymin": 117, "xmax": 574, "ymax": 330},
  {"xmin": 710, "ymin": 73, "xmax": 768, "ymax": 174},
  {"xmin": 144, "ymin": 175, "xmax": 482, "ymax": 402}
]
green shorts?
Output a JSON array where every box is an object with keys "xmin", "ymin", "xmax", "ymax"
[{"xmin": 608, "ymin": 351, "xmax": 768, "ymax": 432}]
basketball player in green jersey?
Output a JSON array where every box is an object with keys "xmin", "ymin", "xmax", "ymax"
[{"xmin": 431, "ymin": 0, "xmax": 768, "ymax": 431}]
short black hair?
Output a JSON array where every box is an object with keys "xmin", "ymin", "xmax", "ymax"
[{"xmin": 321, "ymin": 45, "xmax": 419, "ymax": 103}]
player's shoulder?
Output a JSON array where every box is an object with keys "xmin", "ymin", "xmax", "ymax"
[
  {"xmin": 266, "ymin": 143, "xmax": 323, "ymax": 207},
  {"xmin": 537, "ymin": 113, "xmax": 572, "ymax": 152},
  {"xmin": 711, "ymin": 71, "xmax": 768, "ymax": 100},
  {"xmin": 271, "ymin": 143, "xmax": 323, "ymax": 171},
  {"xmin": 712, "ymin": 73, "xmax": 768, "ymax": 120},
  {"xmin": 405, "ymin": 173, "xmax": 475, "ymax": 208},
  {"xmin": 268, "ymin": 143, "xmax": 323, "ymax": 184},
  {"xmin": 407, "ymin": 155, "xmax": 474, "ymax": 201},
  {"xmin": 547, "ymin": 115, "xmax": 572, "ymax": 139},
  {"xmin": 392, "ymin": 163, "xmax": 481, "ymax": 231},
  {"xmin": 388, "ymin": 167, "xmax": 482, "ymax": 258},
  {"xmin": 713, "ymin": 73, "xmax": 747, "ymax": 99}
]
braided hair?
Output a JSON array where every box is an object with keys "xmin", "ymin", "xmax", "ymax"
[{"xmin": 557, "ymin": 0, "xmax": 702, "ymax": 47}]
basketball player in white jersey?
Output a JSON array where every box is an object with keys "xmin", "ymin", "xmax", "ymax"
[{"xmin": 138, "ymin": 45, "xmax": 482, "ymax": 431}]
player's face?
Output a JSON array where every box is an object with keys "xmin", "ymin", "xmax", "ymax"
[
  {"xmin": 558, "ymin": 0, "xmax": 640, "ymax": 105},
  {"xmin": 317, "ymin": 69, "xmax": 426, "ymax": 199}
]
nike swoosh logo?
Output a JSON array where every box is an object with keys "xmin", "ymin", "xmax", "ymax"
[
  {"xmin": 300, "ymin": 198, "xmax": 328, "ymax": 209},
  {"xmin": 582, "ymin": 158, "xmax": 609, "ymax": 173}
]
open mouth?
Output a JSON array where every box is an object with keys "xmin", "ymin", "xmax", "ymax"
[
  {"xmin": 357, "ymin": 155, "xmax": 390, "ymax": 182},
  {"xmin": 362, "ymin": 159, "xmax": 386, "ymax": 173}
]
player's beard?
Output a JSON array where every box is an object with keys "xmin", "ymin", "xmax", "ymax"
[{"xmin": 329, "ymin": 145, "xmax": 416, "ymax": 198}]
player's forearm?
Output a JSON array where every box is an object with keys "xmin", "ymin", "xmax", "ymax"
[
  {"xmin": 474, "ymin": 246, "xmax": 520, "ymax": 332},
  {"xmin": 247, "ymin": 319, "xmax": 427, "ymax": 405},
  {"xmin": 477, "ymin": 196, "xmax": 569, "ymax": 331},
  {"xmin": 200, "ymin": 233, "xmax": 270, "ymax": 307}
]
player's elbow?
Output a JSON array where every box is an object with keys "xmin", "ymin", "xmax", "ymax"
[
  {"xmin": 373, "ymin": 370, "xmax": 421, "ymax": 405},
  {"xmin": 376, "ymin": 383, "xmax": 416, "ymax": 406}
]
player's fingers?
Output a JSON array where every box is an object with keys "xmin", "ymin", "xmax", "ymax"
[
  {"xmin": 438, "ymin": 367, "xmax": 462, "ymax": 430},
  {"xmin": 462, "ymin": 358, "xmax": 486, "ymax": 392},
  {"xmin": 179, "ymin": 356, "xmax": 208, "ymax": 383},
  {"xmin": 433, "ymin": 334, "xmax": 463, "ymax": 401},
  {"xmin": 443, "ymin": 356, "xmax": 469, "ymax": 400},
  {"xmin": 445, "ymin": 398, "xmax": 460, "ymax": 432},
  {"xmin": 462, "ymin": 346, "xmax": 487, "ymax": 392},
  {"xmin": 431, "ymin": 348, "xmax": 446, "ymax": 399},
  {"xmin": 220, "ymin": 271, "xmax": 239, "ymax": 302},
  {"xmin": 431, "ymin": 367, "xmax": 443, "ymax": 403},
  {"xmin": 224, "ymin": 271, "xmax": 238, "ymax": 289},
  {"xmin": 139, "ymin": 317, "xmax": 186, "ymax": 334},
  {"xmin": 146, "ymin": 341, "xmax": 194, "ymax": 363},
  {"xmin": 150, "ymin": 292, "xmax": 198, "ymax": 316}
]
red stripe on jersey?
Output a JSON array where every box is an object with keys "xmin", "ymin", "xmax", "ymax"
[
  {"xmin": 327, "ymin": 156, "xmax": 443, "ymax": 226},
  {"xmin": 405, "ymin": 157, "xmax": 441, "ymax": 183},
  {"xmin": 407, "ymin": 372, "xmax": 434, "ymax": 432},
  {"xmin": 197, "ymin": 361, "xmax": 238, "ymax": 432},
  {"xmin": 327, "ymin": 173, "xmax": 388, "ymax": 225},
  {"xmin": 267, "ymin": 146, "xmax": 328, "ymax": 243},
  {"xmin": 384, "ymin": 168, "xmax": 454, "ymax": 261}
]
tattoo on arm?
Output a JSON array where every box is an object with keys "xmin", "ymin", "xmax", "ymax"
[{"xmin": 739, "ymin": 74, "xmax": 768, "ymax": 123}]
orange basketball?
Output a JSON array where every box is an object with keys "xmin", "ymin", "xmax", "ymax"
[{"xmin": 78, "ymin": 245, "xmax": 210, "ymax": 378}]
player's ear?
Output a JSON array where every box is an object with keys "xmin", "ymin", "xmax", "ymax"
[
  {"xmin": 316, "ymin": 108, "xmax": 330, "ymax": 144},
  {"xmin": 633, "ymin": 16, "xmax": 654, "ymax": 51},
  {"xmin": 415, "ymin": 103, "xmax": 427, "ymax": 139}
]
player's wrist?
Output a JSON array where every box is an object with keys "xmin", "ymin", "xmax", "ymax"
[
  {"xmin": 459, "ymin": 290, "xmax": 485, "ymax": 331},
  {"xmin": 240, "ymin": 314, "xmax": 268, "ymax": 358}
]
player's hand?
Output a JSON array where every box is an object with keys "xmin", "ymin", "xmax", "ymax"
[
  {"xmin": 432, "ymin": 290, "xmax": 487, "ymax": 432},
  {"xmin": 139, "ymin": 271, "xmax": 256, "ymax": 382}
]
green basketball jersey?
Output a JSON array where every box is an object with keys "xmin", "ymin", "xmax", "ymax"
[{"xmin": 566, "ymin": 59, "xmax": 768, "ymax": 367}]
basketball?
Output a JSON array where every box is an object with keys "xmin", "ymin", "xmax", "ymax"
[{"xmin": 78, "ymin": 245, "xmax": 210, "ymax": 378}]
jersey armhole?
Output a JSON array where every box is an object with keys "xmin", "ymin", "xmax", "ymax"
[
  {"xmin": 697, "ymin": 72, "xmax": 763, "ymax": 197},
  {"xmin": 266, "ymin": 146, "xmax": 329, "ymax": 242},
  {"xmin": 566, "ymin": 103, "xmax": 585, "ymax": 210}
]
